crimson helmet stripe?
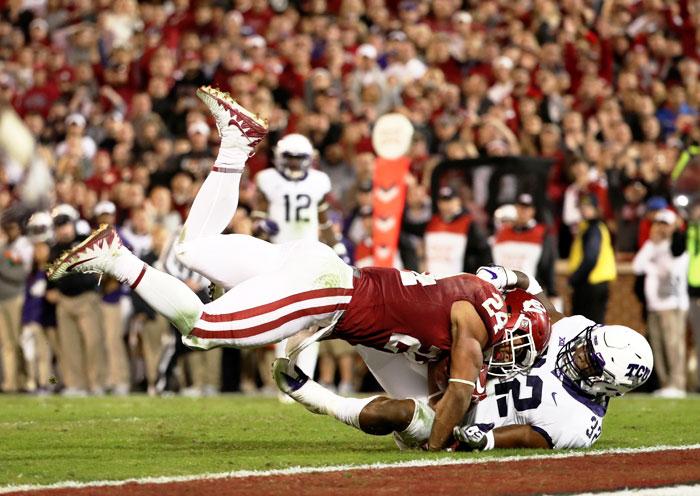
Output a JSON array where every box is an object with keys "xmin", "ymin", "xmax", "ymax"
[
  {"xmin": 191, "ymin": 304, "xmax": 348, "ymax": 339},
  {"xmin": 201, "ymin": 288, "xmax": 353, "ymax": 322}
]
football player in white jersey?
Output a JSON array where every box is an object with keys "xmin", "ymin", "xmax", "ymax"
[
  {"xmin": 255, "ymin": 134, "xmax": 338, "ymax": 246},
  {"xmin": 454, "ymin": 315, "xmax": 652, "ymax": 450},
  {"xmin": 451, "ymin": 267, "xmax": 651, "ymax": 450},
  {"xmin": 255, "ymin": 133, "xmax": 347, "ymax": 386}
]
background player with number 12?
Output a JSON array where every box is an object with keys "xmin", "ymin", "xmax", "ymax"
[{"xmin": 255, "ymin": 133, "xmax": 344, "ymax": 393}]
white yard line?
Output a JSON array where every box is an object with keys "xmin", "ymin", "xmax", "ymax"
[
  {"xmin": 570, "ymin": 484, "xmax": 700, "ymax": 496},
  {"xmin": 2, "ymin": 443, "xmax": 699, "ymax": 494}
]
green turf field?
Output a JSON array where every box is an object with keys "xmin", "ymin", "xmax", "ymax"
[{"xmin": 0, "ymin": 394, "xmax": 698, "ymax": 487}]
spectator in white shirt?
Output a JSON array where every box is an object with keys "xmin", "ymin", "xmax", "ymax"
[
  {"xmin": 120, "ymin": 207, "xmax": 153, "ymax": 259},
  {"xmin": 632, "ymin": 209, "xmax": 689, "ymax": 398},
  {"xmin": 55, "ymin": 114, "xmax": 97, "ymax": 160}
]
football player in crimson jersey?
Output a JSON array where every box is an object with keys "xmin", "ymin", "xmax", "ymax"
[
  {"xmin": 47, "ymin": 86, "xmax": 549, "ymax": 450},
  {"xmin": 274, "ymin": 287, "xmax": 551, "ymax": 450}
]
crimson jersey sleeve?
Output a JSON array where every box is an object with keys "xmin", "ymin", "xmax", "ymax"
[{"xmin": 333, "ymin": 268, "xmax": 507, "ymax": 362}]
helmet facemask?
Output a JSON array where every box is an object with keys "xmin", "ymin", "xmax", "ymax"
[
  {"xmin": 488, "ymin": 314, "xmax": 537, "ymax": 378},
  {"xmin": 556, "ymin": 325, "xmax": 619, "ymax": 397},
  {"xmin": 276, "ymin": 152, "xmax": 311, "ymax": 180},
  {"xmin": 274, "ymin": 134, "xmax": 314, "ymax": 181}
]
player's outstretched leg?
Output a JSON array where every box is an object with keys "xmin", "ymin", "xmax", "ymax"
[
  {"xmin": 273, "ymin": 358, "xmax": 434, "ymax": 448},
  {"xmin": 182, "ymin": 86, "xmax": 267, "ymax": 241},
  {"xmin": 174, "ymin": 86, "xmax": 276, "ymax": 287},
  {"xmin": 48, "ymin": 225, "xmax": 204, "ymax": 337}
]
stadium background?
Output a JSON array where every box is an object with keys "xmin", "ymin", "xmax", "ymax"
[{"xmin": 0, "ymin": 0, "xmax": 699, "ymax": 422}]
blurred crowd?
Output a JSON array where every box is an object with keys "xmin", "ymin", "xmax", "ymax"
[{"xmin": 0, "ymin": 0, "xmax": 699, "ymax": 396}]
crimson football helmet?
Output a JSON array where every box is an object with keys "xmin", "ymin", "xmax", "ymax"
[{"xmin": 487, "ymin": 289, "xmax": 551, "ymax": 377}]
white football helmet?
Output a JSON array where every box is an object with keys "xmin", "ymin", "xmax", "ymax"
[
  {"xmin": 51, "ymin": 204, "xmax": 79, "ymax": 223},
  {"xmin": 26, "ymin": 211, "xmax": 54, "ymax": 243},
  {"xmin": 556, "ymin": 324, "xmax": 653, "ymax": 397},
  {"xmin": 274, "ymin": 133, "xmax": 314, "ymax": 180}
]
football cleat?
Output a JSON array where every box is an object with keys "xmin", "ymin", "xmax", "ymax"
[
  {"xmin": 195, "ymin": 85, "xmax": 268, "ymax": 156},
  {"xmin": 272, "ymin": 357, "xmax": 309, "ymax": 395},
  {"xmin": 47, "ymin": 224, "xmax": 124, "ymax": 281}
]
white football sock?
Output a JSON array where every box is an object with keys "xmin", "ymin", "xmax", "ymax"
[
  {"xmin": 181, "ymin": 170, "xmax": 242, "ymax": 243},
  {"xmin": 112, "ymin": 248, "xmax": 146, "ymax": 286},
  {"xmin": 291, "ymin": 379, "xmax": 378, "ymax": 429},
  {"xmin": 294, "ymin": 342, "xmax": 320, "ymax": 378},
  {"xmin": 275, "ymin": 340, "xmax": 320, "ymax": 377},
  {"xmin": 116, "ymin": 250, "xmax": 204, "ymax": 336},
  {"xmin": 215, "ymin": 145, "xmax": 249, "ymax": 170}
]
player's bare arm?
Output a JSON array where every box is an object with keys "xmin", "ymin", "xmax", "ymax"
[
  {"xmin": 427, "ymin": 300, "xmax": 486, "ymax": 451},
  {"xmin": 512, "ymin": 270, "xmax": 565, "ymax": 324},
  {"xmin": 253, "ymin": 190, "xmax": 269, "ymax": 220},
  {"xmin": 317, "ymin": 200, "xmax": 337, "ymax": 246}
]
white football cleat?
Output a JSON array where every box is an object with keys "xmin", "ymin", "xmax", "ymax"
[
  {"xmin": 272, "ymin": 358, "xmax": 324, "ymax": 413},
  {"xmin": 272, "ymin": 357, "xmax": 310, "ymax": 396},
  {"xmin": 195, "ymin": 85, "xmax": 268, "ymax": 157},
  {"xmin": 47, "ymin": 224, "xmax": 124, "ymax": 281}
]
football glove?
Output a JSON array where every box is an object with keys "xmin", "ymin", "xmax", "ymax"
[
  {"xmin": 453, "ymin": 425, "xmax": 489, "ymax": 451},
  {"xmin": 476, "ymin": 265, "xmax": 517, "ymax": 291},
  {"xmin": 252, "ymin": 218, "xmax": 280, "ymax": 239},
  {"xmin": 333, "ymin": 242, "xmax": 351, "ymax": 264}
]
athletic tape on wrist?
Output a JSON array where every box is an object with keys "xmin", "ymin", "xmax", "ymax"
[
  {"xmin": 523, "ymin": 271, "xmax": 543, "ymax": 294},
  {"xmin": 505, "ymin": 268, "xmax": 518, "ymax": 287},
  {"xmin": 484, "ymin": 430, "xmax": 495, "ymax": 451}
]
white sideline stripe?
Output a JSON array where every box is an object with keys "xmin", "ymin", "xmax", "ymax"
[
  {"xmin": 2, "ymin": 443, "xmax": 699, "ymax": 494},
  {"xmin": 569, "ymin": 484, "xmax": 700, "ymax": 496}
]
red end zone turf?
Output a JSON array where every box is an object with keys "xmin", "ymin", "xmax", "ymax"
[{"xmin": 11, "ymin": 447, "xmax": 700, "ymax": 496}]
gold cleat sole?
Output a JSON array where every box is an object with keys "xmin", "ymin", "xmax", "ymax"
[
  {"xmin": 47, "ymin": 224, "xmax": 111, "ymax": 281},
  {"xmin": 195, "ymin": 85, "xmax": 269, "ymax": 129}
]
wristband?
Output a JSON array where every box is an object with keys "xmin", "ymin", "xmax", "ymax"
[
  {"xmin": 332, "ymin": 242, "xmax": 348, "ymax": 256},
  {"xmin": 484, "ymin": 430, "xmax": 495, "ymax": 451},
  {"xmin": 522, "ymin": 271, "xmax": 543, "ymax": 294},
  {"xmin": 448, "ymin": 378, "xmax": 476, "ymax": 388}
]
